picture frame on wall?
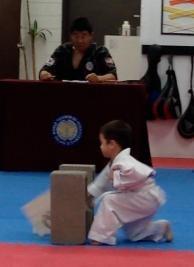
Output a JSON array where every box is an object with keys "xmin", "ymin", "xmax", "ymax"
[{"xmin": 161, "ymin": 0, "xmax": 194, "ymax": 35}]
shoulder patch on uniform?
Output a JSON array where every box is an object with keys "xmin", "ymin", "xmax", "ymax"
[
  {"xmin": 85, "ymin": 61, "xmax": 94, "ymax": 71},
  {"xmin": 105, "ymin": 57, "xmax": 114, "ymax": 65},
  {"xmin": 46, "ymin": 57, "xmax": 55, "ymax": 66}
]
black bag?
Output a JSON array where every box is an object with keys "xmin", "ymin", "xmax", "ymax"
[
  {"xmin": 141, "ymin": 44, "xmax": 162, "ymax": 120},
  {"xmin": 152, "ymin": 56, "xmax": 182, "ymax": 119},
  {"xmin": 177, "ymin": 56, "xmax": 194, "ymax": 138}
]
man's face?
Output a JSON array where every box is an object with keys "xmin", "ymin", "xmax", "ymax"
[{"xmin": 70, "ymin": 31, "xmax": 93, "ymax": 52}]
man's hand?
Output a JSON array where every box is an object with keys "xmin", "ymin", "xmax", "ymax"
[
  {"xmin": 86, "ymin": 73, "xmax": 117, "ymax": 83},
  {"xmin": 85, "ymin": 73, "xmax": 101, "ymax": 83},
  {"xmin": 39, "ymin": 70, "xmax": 55, "ymax": 81}
]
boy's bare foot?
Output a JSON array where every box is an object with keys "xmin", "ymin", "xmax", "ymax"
[{"xmin": 164, "ymin": 221, "xmax": 173, "ymax": 242}]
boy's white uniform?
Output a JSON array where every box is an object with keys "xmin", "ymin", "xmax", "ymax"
[{"xmin": 88, "ymin": 148, "xmax": 167, "ymax": 245}]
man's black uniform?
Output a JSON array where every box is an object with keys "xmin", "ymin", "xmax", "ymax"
[{"xmin": 40, "ymin": 43, "xmax": 117, "ymax": 81}]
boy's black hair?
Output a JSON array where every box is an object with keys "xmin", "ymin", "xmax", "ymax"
[
  {"xmin": 70, "ymin": 17, "xmax": 93, "ymax": 33},
  {"xmin": 100, "ymin": 120, "xmax": 132, "ymax": 149}
]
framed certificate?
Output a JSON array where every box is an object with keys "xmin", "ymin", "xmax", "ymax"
[{"xmin": 161, "ymin": 0, "xmax": 194, "ymax": 35}]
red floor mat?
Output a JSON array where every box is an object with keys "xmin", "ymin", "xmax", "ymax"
[
  {"xmin": 152, "ymin": 157, "xmax": 194, "ymax": 168},
  {"xmin": 0, "ymin": 244, "xmax": 194, "ymax": 267}
]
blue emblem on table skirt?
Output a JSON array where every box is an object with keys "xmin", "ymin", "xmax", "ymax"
[{"xmin": 52, "ymin": 115, "xmax": 82, "ymax": 146}]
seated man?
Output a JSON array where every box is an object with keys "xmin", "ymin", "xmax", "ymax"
[{"xmin": 39, "ymin": 17, "xmax": 117, "ymax": 82}]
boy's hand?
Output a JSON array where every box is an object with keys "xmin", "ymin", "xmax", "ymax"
[{"xmin": 86, "ymin": 193, "xmax": 94, "ymax": 209}]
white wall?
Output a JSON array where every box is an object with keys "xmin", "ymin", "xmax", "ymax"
[
  {"xmin": 140, "ymin": 0, "xmax": 194, "ymax": 158},
  {"xmin": 19, "ymin": 0, "xmax": 62, "ymax": 79},
  {"xmin": 104, "ymin": 36, "xmax": 142, "ymax": 81}
]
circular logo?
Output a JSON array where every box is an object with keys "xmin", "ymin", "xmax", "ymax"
[
  {"xmin": 52, "ymin": 115, "xmax": 82, "ymax": 146},
  {"xmin": 85, "ymin": 61, "xmax": 94, "ymax": 71}
]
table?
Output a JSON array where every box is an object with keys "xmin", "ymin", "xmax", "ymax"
[{"xmin": 0, "ymin": 79, "xmax": 151, "ymax": 171}]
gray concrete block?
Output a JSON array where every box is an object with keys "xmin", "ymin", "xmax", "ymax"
[
  {"xmin": 21, "ymin": 190, "xmax": 51, "ymax": 236},
  {"xmin": 59, "ymin": 164, "xmax": 95, "ymax": 184},
  {"xmin": 51, "ymin": 170, "xmax": 93, "ymax": 245}
]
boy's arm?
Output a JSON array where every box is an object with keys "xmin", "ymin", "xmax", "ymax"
[{"xmin": 87, "ymin": 164, "xmax": 111, "ymax": 198}]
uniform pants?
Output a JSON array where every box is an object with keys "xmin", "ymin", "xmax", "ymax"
[{"xmin": 88, "ymin": 187, "xmax": 166, "ymax": 245}]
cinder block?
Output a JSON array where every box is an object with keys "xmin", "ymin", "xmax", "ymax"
[
  {"xmin": 58, "ymin": 164, "xmax": 95, "ymax": 237},
  {"xmin": 51, "ymin": 170, "xmax": 93, "ymax": 245},
  {"xmin": 21, "ymin": 190, "xmax": 51, "ymax": 236},
  {"xmin": 59, "ymin": 164, "xmax": 95, "ymax": 184}
]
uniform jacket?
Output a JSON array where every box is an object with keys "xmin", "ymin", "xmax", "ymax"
[
  {"xmin": 88, "ymin": 148, "xmax": 157, "ymax": 198},
  {"xmin": 40, "ymin": 43, "xmax": 117, "ymax": 80}
]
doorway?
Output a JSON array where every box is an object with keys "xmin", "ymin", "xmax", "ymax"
[{"xmin": 0, "ymin": 0, "xmax": 21, "ymax": 78}]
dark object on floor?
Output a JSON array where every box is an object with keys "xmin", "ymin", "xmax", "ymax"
[
  {"xmin": 141, "ymin": 44, "xmax": 162, "ymax": 120},
  {"xmin": 152, "ymin": 56, "xmax": 182, "ymax": 119},
  {"xmin": 177, "ymin": 56, "xmax": 194, "ymax": 138}
]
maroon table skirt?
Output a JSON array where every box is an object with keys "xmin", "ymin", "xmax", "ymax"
[{"xmin": 0, "ymin": 79, "xmax": 151, "ymax": 172}]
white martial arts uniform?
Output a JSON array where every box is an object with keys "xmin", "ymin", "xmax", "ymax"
[{"xmin": 88, "ymin": 148, "xmax": 167, "ymax": 245}]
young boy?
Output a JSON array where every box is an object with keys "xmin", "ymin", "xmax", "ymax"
[{"xmin": 87, "ymin": 120, "xmax": 173, "ymax": 245}]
